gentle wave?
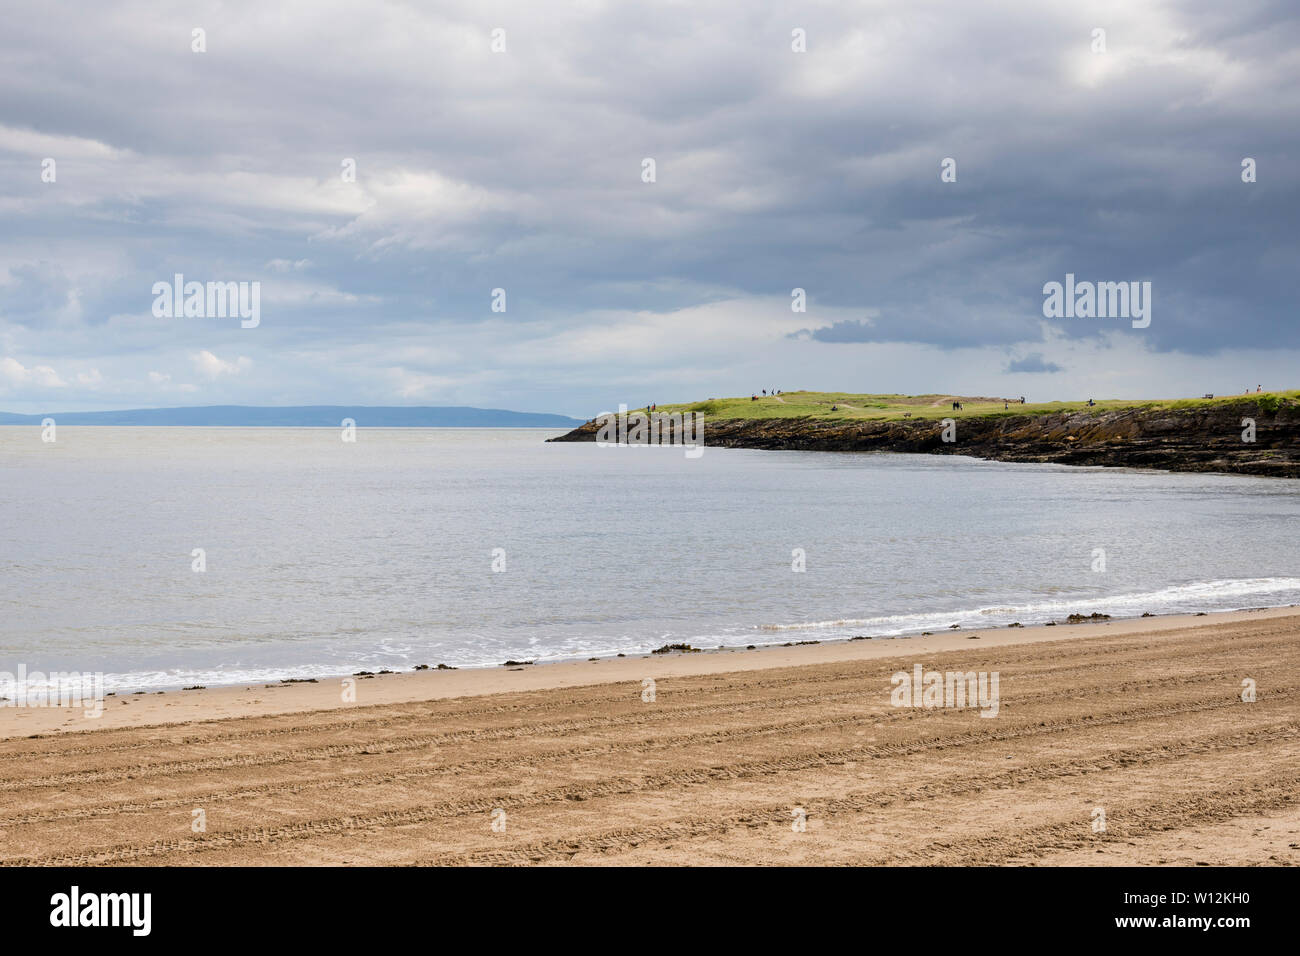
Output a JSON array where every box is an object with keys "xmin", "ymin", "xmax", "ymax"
[{"xmin": 759, "ymin": 578, "xmax": 1300, "ymax": 635}]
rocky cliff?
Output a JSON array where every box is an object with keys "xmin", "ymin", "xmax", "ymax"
[{"xmin": 548, "ymin": 399, "xmax": 1299, "ymax": 477}]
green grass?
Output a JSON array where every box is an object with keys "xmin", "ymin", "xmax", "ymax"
[{"xmin": 632, "ymin": 390, "xmax": 1300, "ymax": 423}]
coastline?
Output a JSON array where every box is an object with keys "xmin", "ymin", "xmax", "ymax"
[
  {"xmin": 4, "ymin": 604, "xmax": 1295, "ymax": 738},
  {"xmin": 549, "ymin": 399, "xmax": 1300, "ymax": 478}
]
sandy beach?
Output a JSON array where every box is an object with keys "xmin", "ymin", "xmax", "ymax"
[{"xmin": 1, "ymin": 607, "xmax": 1296, "ymax": 866}]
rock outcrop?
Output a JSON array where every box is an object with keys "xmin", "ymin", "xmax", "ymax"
[{"xmin": 548, "ymin": 400, "xmax": 1299, "ymax": 477}]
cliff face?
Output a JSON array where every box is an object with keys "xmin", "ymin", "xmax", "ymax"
[{"xmin": 548, "ymin": 400, "xmax": 1300, "ymax": 477}]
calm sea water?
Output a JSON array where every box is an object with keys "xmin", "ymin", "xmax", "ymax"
[{"xmin": 2, "ymin": 427, "xmax": 1298, "ymax": 691}]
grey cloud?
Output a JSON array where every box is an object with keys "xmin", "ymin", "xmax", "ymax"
[
  {"xmin": 0, "ymin": 0, "xmax": 1297, "ymax": 412},
  {"xmin": 1005, "ymin": 353, "xmax": 1063, "ymax": 374}
]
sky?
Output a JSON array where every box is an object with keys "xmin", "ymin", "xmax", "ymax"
[{"xmin": 0, "ymin": 0, "xmax": 1297, "ymax": 418}]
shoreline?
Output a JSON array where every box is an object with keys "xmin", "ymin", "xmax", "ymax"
[
  {"xmin": 21, "ymin": 597, "xmax": 1300, "ymax": 697},
  {"xmin": 4, "ymin": 603, "xmax": 1296, "ymax": 738},
  {"xmin": 549, "ymin": 399, "xmax": 1300, "ymax": 478}
]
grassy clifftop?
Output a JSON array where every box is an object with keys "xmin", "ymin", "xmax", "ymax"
[{"xmin": 640, "ymin": 390, "xmax": 1300, "ymax": 423}]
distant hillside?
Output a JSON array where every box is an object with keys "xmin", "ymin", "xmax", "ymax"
[{"xmin": 0, "ymin": 405, "xmax": 584, "ymax": 427}]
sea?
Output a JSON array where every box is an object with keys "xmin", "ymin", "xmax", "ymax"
[{"xmin": 2, "ymin": 426, "xmax": 1297, "ymax": 691}]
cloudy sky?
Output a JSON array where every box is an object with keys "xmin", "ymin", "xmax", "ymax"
[{"xmin": 1, "ymin": 0, "xmax": 1296, "ymax": 416}]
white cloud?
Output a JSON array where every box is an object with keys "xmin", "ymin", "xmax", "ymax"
[
  {"xmin": 0, "ymin": 123, "xmax": 127, "ymax": 159},
  {"xmin": 266, "ymin": 258, "xmax": 314, "ymax": 272},
  {"xmin": 0, "ymin": 356, "xmax": 66, "ymax": 388},
  {"xmin": 386, "ymin": 367, "xmax": 458, "ymax": 399},
  {"xmin": 193, "ymin": 350, "xmax": 252, "ymax": 380}
]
